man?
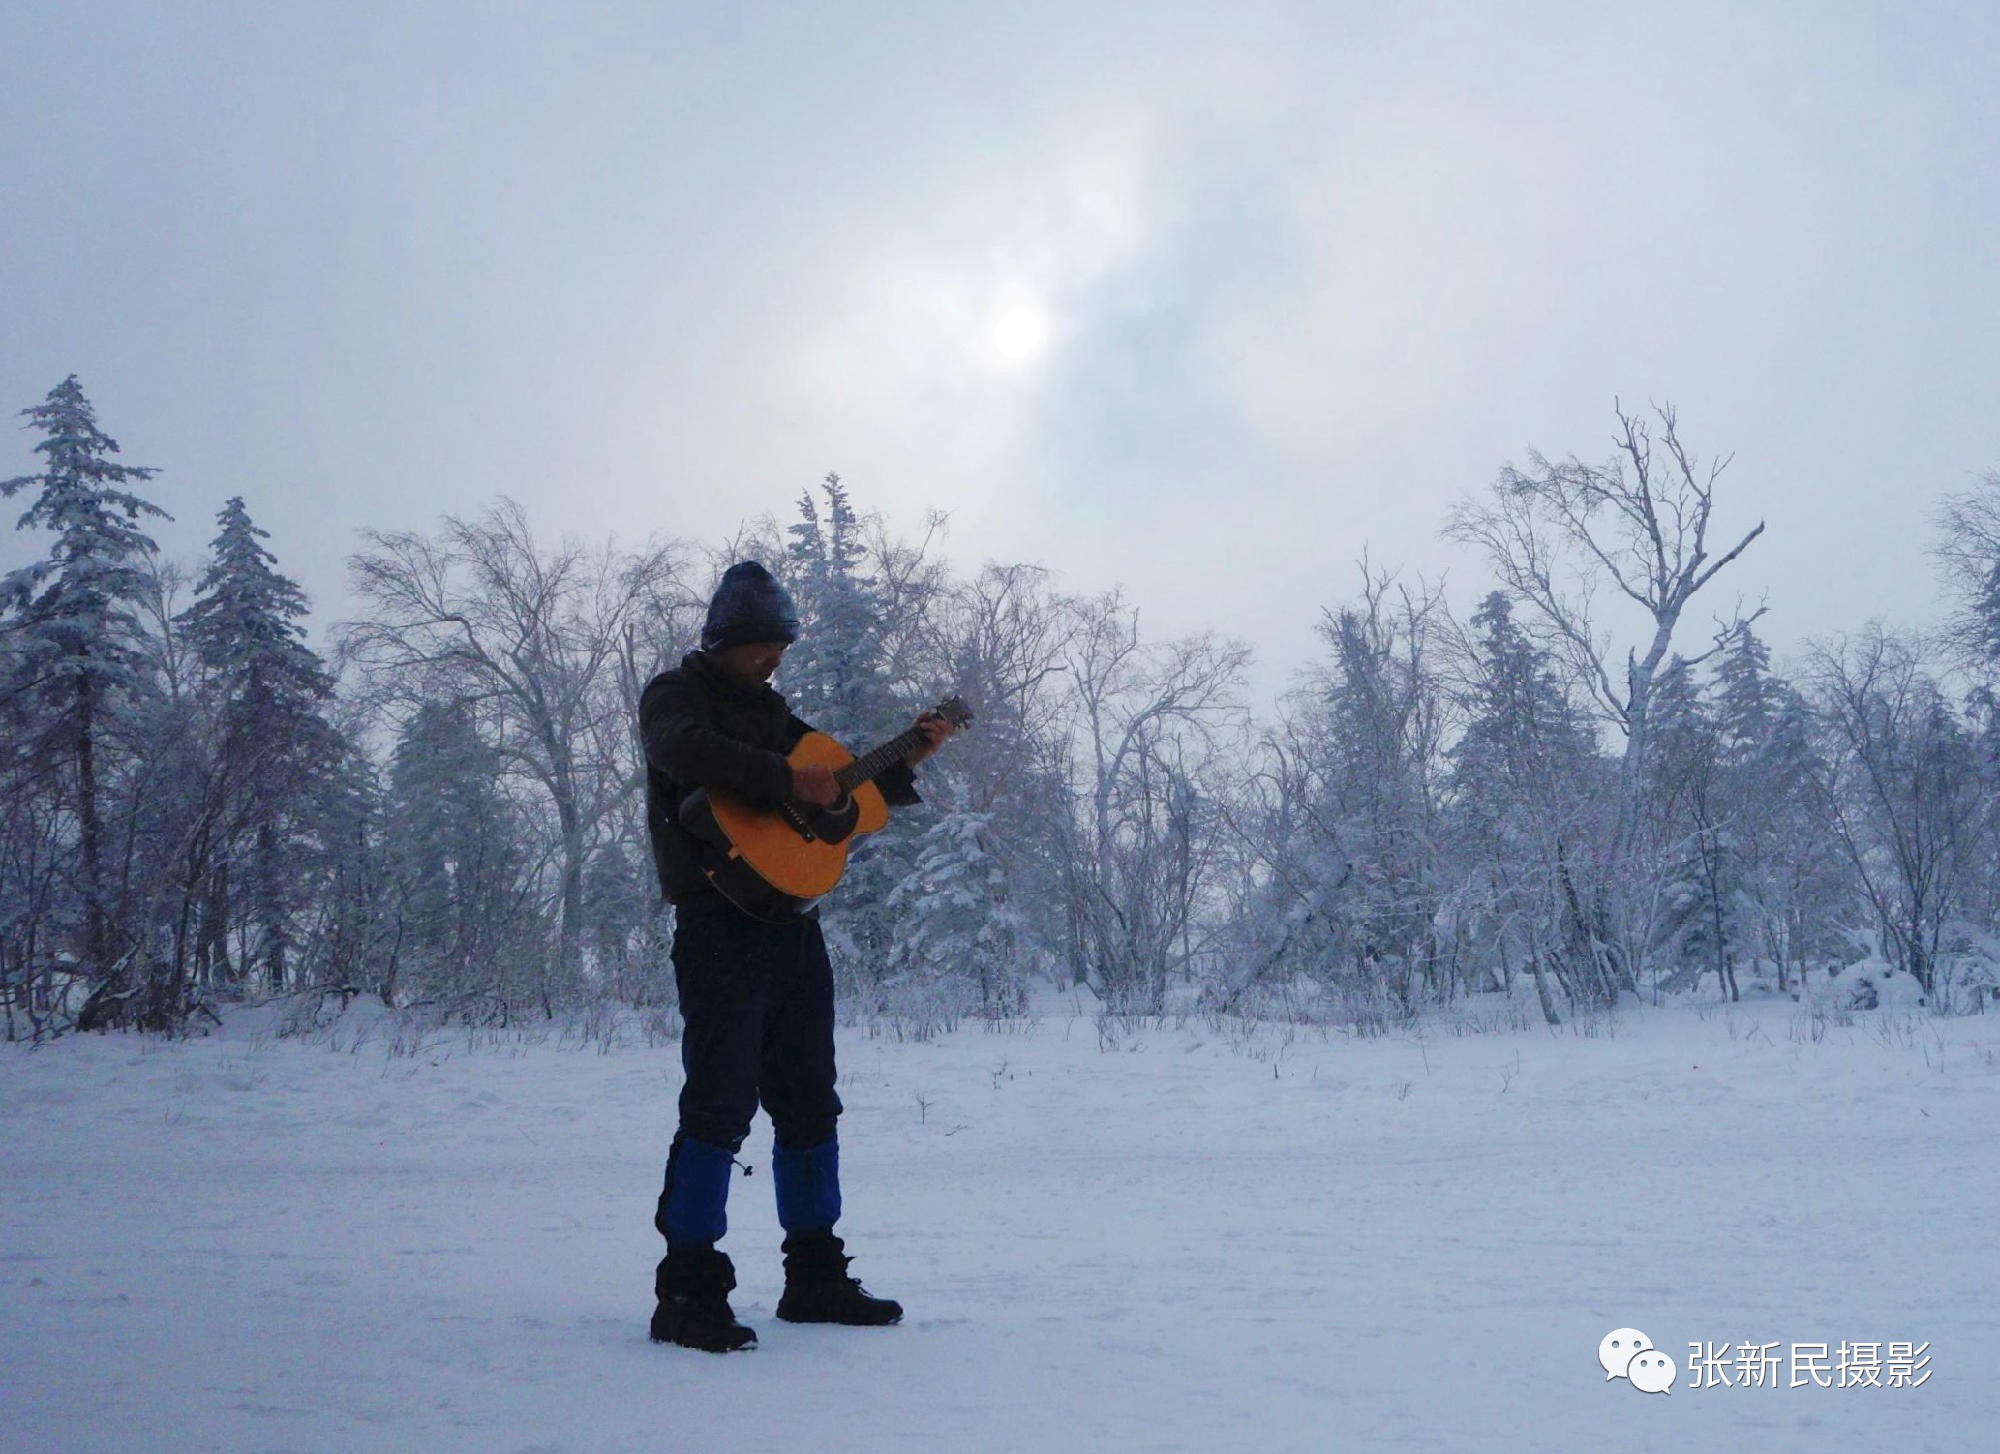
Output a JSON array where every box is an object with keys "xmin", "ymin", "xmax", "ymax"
[{"xmin": 638, "ymin": 560, "xmax": 951, "ymax": 1353}]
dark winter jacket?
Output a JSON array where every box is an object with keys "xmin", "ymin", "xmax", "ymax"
[{"xmin": 639, "ymin": 651, "xmax": 920, "ymax": 905}]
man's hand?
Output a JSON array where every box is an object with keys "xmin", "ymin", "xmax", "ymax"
[
  {"xmin": 791, "ymin": 762, "xmax": 841, "ymax": 807},
  {"xmin": 905, "ymin": 711, "xmax": 956, "ymax": 766}
]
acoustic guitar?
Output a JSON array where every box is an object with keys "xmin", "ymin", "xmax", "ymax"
[{"xmin": 679, "ymin": 696, "xmax": 974, "ymax": 921}]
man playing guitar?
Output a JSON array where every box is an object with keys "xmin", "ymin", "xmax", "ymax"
[{"xmin": 638, "ymin": 560, "xmax": 953, "ymax": 1353}]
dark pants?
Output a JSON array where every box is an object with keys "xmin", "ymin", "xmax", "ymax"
[{"xmin": 655, "ymin": 903, "xmax": 843, "ymax": 1249}]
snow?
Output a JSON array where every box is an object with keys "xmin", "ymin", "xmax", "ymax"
[
  {"xmin": 1804, "ymin": 957, "xmax": 1932, "ymax": 1012},
  {"xmin": 4, "ymin": 994, "xmax": 1997, "ymax": 1453}
]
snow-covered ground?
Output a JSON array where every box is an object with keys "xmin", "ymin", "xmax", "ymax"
[{"xmin": 5, "ymin": 993, "xmax": 1997, "ymax": 1454}]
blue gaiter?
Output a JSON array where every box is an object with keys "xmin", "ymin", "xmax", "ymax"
[
  {"xmin": 772, "ymin": 1137, "xmax": 842, "ymax": 1235},
  {"xmin": 657, "ymin": 1133, "xmax": 736, "ymax": 1249}
]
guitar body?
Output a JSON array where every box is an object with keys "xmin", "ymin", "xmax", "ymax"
[
  {"xmin": 676, "ymin": 697, "xmax": 972, "ymax": 922},
  {"xmin": 684, "ymin": 732, "xmax": 891, "ymax": 919}
]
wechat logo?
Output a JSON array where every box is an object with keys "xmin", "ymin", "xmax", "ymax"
[{"xmin": 1600, "ymin": 1327, "xmax": 1677, "ymax": 1395}]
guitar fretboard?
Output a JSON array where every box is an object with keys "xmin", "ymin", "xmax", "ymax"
[{"xmin": 833, "ymin": 724, "xmax": 931, "ymax": 793}]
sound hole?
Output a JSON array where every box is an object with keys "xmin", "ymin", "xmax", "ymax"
[{"xmin": 808, "ymin": 795, "xmax": 861, "ymax": 845}]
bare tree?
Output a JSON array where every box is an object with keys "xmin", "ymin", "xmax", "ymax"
[
  {"xmin": 1934, "ymin": 469, "xmax": 2000, "ymax": 672},
  {"xmin": 339, "ymin": 499, "xmax": 688, "ymax": 998},
  {"xmin": 1809, "ymin": 627, "xmax": 1980, "ymax": 1000},
  {"xmin": 1055, "ymin": 589, "xmax": 1249, "ymax": 1012},
  {"xmin": 927, "ymin": 562, "xmax": 1071, "ymax": 812},
  {"xmin": 1219, "ymin": 563, "xmax": 1452, "ymax": 1017},
  {"xmin": 1445, "ymin": 401, "xmax": 1765, "ymax": 988}
]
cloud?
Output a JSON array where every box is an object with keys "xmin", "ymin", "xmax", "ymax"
[{"xmin": 3, "ymin": 1, "xmax": 1997, "ymax": 704}]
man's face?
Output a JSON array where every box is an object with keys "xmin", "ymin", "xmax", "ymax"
[{"xmin": 717, "ymin": 640, "xmax": 789, "ymax": 684}]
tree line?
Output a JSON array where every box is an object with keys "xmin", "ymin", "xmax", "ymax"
[{"xmin": 5, "ymin": 376, "xmax": 1997, "ymax": 1039}]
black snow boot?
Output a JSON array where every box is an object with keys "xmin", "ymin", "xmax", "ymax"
[
  {"xmin": 650, "ymin": 1248, "xmax": 757, "ymax": 1352},
  {"xmin": 775, "ymin": 1233, "xmax": 902, "ymax": 1326}
]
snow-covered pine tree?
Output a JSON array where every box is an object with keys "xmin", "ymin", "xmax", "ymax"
[
  {"xmin": 381, "ymin": 701, "xmax": 543, "ymax": 1017},
  {"xmin": 179, "ymin": 498, "xmax": 341, "ymax": 993},
  {"xmin": 898, "ymin": 562, "xmax": 1072, "ymax": 1013},
  {"xmin": 781, "ymin": 475, "xmax": 899, "ymax": 744},
  {"xmin": 884, "ymin": 808, "xmax": 1023, "ymax": 1033},
  {"xmin": 1213, "ymin": 571, "xmax": 1448, "ymax": 1023},
  {"xmin": 1707, "ymin": 626, "xmax": 1833, "ymax": 992},
  {"xmin": 1755, "ymin": 683, "xmax": 1847, "ymax": 986},
  {"xmin": 0, "ymin": 376, "xmax": 168, "ymax": 998},
  {"xmin": 1644, "ymin": 656, "xmax": 1751, "ymax": 998},
  {"xmin": 1446, "ymin": 591, "xmax": 1610, "ymax": 1020},
  {"xmin": 1299, "ymin": 575, "xmax": 1448, "ymax": 1011},
  {"xmin": 1714, "ymin": 624, "xmax": 1778, "ymax": 761},
  {"xmin": 582, "ymin": 838, "xmax": 666, "ymax": 1003},
  {"xmin": 780, "ymin": 476, "xmax": 918, "ymax": 985},
  {"xmin": 290, "ymin": 731, "xmax": 390, "ymax": 1005}
]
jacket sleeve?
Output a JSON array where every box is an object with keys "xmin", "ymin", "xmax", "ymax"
[
  {"xmin": 876, "ymin": 757, "xmax": 922, "ymax": 808},
  {"xmin": 641, "ymin": 675, "xmax": 795, "ymax": 809}
]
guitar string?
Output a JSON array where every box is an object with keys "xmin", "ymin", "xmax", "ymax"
[{"xmin": 831, "ymin": 705, "xmax": 963, "ymax": 793}]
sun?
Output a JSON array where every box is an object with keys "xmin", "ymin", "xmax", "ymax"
[{"xmin": 984, "ymin": 288, "xmax": 1053, "ymax": 373}]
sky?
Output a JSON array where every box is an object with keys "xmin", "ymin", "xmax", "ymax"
[{"xmin": 3, "ymin": 1, "xmax": 1996, "ymax": 708}]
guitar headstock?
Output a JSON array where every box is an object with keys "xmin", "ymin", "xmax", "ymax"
[{"xmin": 929, "ymin": 696, "xmax": 974, "ymax": 732}]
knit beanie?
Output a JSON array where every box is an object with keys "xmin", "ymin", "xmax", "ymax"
[{"xmin": 700, "ymin": 561, "xmax": 800, "ymax": 651}]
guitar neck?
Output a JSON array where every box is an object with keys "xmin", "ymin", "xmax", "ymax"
[{"xmin": 833, "ymin": 724, "xmax": 931, "ymax": 794}]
